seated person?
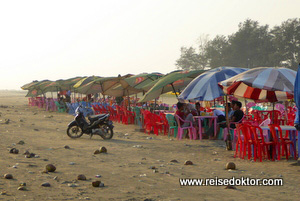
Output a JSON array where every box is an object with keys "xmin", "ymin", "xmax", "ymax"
[
  {"xmin": 186, "ymin": 103, "xmax": 198, "ymax": 116},
  {"xmin": 206, "ymin": 102, "xmax": 235, "ymax": 139},
  {"xmin": 229, "ymin": 101, "xmax": 244, "ymax": 128},
  {"xmin": 195, "ymin": 102, "xmax": 206, "ymax": 116},
  {"xmin": 175, "ymin": 102, "xmax": 196, "ymax": 128}
]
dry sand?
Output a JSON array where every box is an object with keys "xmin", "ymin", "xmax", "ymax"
[{"xmin": 0, "ymin": 90, "xmax": 299, "ymax": 201}]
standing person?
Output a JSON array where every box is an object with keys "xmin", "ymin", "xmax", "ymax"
[
  {"xmin": 65, "ymin": 90, "xmax": 71, "ymax": 103},
  {"xmin": 294, "ymin": 108, "xmax": 299, "ymax": 130}
]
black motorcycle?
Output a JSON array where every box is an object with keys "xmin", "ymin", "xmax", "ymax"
[{"xmin": 67, "ymin": 105, "xmax": 114, "ymax": 139}]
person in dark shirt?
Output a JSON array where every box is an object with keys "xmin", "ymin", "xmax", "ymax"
[{"xmin": 229, "ymin": 101, "xmax": 244, "ymax": 128}]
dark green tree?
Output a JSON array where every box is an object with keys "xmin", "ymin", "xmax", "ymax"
[
  {"xmin": 271, "ymin": 18, "xmax": 300, "ymax": 70},
  {"xmin": 176, "ymin": 35, "xmax": 209, "ymax": 70},
  {"xmin": 205, "ymin": 35, "xmax": 230, "ymax": 68},
  {"xmin": 227, "ymin": 19, "xmax": 276, "ymax": 68},
  {"xmin": 175, "ymin": 47, "xmax": 202, "ymax": 70}
]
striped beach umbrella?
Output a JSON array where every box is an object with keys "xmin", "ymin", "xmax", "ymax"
[
  {"xmin": 220, "ymin": 67, "xmax": 296, "ymax": 102},
  {"xmin": 179, "ymin": 67, "xmax": 248, "ymax": 101}
]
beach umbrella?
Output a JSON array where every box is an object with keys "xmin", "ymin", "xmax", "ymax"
[
  {"xmin": 220, "ymin": 67, "xmax": 296, "ymax": 102},
  {"xmin": 21, "ymin": 80, "xmax": 40, "ymax": 90},
  {"xmin": 179, "ymin": 67, "xmax": 248, "ymax": 101},
  {"xmin": 75, "ymin": 77, "xmax": 116, "ymax": 95},
  {"xmin": 25, "ymin": 80, "xmax": 53, "ymax": 97},
  {"xmin": 100, "ymin": 74, "xmax": 145, "ymax": 97},
  {"xmin": 56, "ymin": 77, "xmax": 85, "ymax": 91},
  {"xmin": 75, "ymin": 75, "xmax": 132, "ymax": 95},
  {"xmin": 73, "ymin": 76, "xmax": 101, "ymax": 89},
  {"xmin": 138, "ymin": 70, "xmax": 205, "ymax": 102},
  {"xmin": 108, "ymin": 73, "xmax": 163, "ymax": 95},
  {"xmin": 123, "ymin": 73, "xmax": 163, "ymax": 90},
  {"xmin": 40, "ymin": 81, "xmax": 62, "ymax": 93},
  {"xmin": 21, "ymin": 80, "xmax": 49, "ymax": 90}
]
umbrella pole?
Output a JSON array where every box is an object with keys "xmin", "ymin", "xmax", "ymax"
[
  {"xmin": 245, "ymin": 98, "xmax": 248, "ymax": 115},
  {"xmin": 127, "ymin": 94, "xmax": 130, "ymax": 111},
  {"xmin": 272, "ymin": 102, "xmax": 275, "ymax": 124},
  {"xmin": 225, "ymin": 95, "xmax": 232, "ymax": 150},
  {"xmin": 171, "ymin": 83, "xmax": 178, "ymax": 98}
]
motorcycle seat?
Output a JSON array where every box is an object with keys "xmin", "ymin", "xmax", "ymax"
[{"xmin": 88, "ymin": 114, "xmax": 107, "ymax": 122}]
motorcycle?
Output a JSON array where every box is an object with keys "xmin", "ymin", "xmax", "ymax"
[{"xmin": 66, "ymin": 105, "xmax": 114, "ymax": 139}]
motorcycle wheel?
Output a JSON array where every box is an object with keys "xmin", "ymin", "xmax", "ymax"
[
  {"xmin": 67, "ymin": 125, "xmax": 83, "ymax": 138},
  {"xmin": 101, "ymin": 124, "xmax": 114, "ymax": 140}
]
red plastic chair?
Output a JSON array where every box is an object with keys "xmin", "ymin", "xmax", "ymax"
[
  {"xmin": 250, "ymin": 125, "xmax": 275, "ymax": 161},
  {"xmin": 271, "ymin": 110, "xmax": 285, "ymax": 125},
  {"xmin": 107, "ymin": 106, "xmax": 117, "ymax": 121},
  {"xmin": 143, "ymin": 111, "xmax": 158, "ymax": 135},
  {"xmin": 115, "ymin": 105, "xmax": 124, "ymax": 123},
  {"xmin": 238, "ymin": 123, "xmax": 258, "ymax": 161},
  {"xmin": 234, "ymin": 124, "xmax": 244, "ymax": 159},
  {"xmin": 122, "ymin": 107, "xmax": 135, "ymax": 125},
  {"xmin": 268, "ymin": 124, "xmax": 297, "ymax": 160},
  {"xmin": 287, "ymin": 112, "xmax": 296, "ymax": 126},
  {"xmin": 158, "ymin": 112, "xmax": 169, "ymax": 135},
  {"xmin": 92, "ymin": 105, "xmax": 101, "ymax": 114}
]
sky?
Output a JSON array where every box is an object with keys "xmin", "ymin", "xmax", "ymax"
[{"xmin": 0, "ymin": 0, "xmax": 299, "ymax": 90}]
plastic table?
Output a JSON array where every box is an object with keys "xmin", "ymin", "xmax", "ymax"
[
  {"xmin": 260, "ymin": 126, "xmax": 299, "ymax": 158},
  {"xmin": 194, "ymin": 116, "xmax": 217, "ymax": 140}
]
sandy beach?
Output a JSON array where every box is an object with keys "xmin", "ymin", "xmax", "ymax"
[{"xmin": 0, "ymin": 90, "xmax": 299, "ymax": 201}]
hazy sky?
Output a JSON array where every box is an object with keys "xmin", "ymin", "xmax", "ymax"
[{"xmin": 1, "ymin": 0, "xmax": 299, "ymax": 90}]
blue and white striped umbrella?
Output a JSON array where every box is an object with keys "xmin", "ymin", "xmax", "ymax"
[
  {"xmin": 179, "ymin": 67, "xmax": 248, "ymax": 101},
  {"xmin": 220, "ymin": 67, "xmax": 296, "ymax": 102}
]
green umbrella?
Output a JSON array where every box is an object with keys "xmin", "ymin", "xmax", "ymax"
[
  {"xmin": 73, "ymin": 76, "xmax": 101, "ymax": 88},
  {"xmin": 104, "ymin": 73, "xmax": 162, "ymax": 97},
  {"xmin": 21, "ymin": 80, "xmax": 49, "ymax": 90},
  {"xmin": 25, "ymin": 80, "xmax": 53, "ymax": 97},
  {"xmin": 75, "ymin": 77, "xmax": 118, "ymax": 94},
  {"xmin": 56, "ymin": 77, "xmax": 85, "ymax": 91},
  {"xmin": 138, "ymin": 70, "xmax": 205, "ymax": 102},
  {"xmin": 75, "ymin": 74, "xmax": 135, "ymax": 96},
  {"xmin": 123, "ymin": 73, "xmax": 163, "ymax": 90}
]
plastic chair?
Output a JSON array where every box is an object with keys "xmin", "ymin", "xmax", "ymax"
[
  {"xmin": 92, "ymin": 104, "xmax": 101, "ymax": 115},
  {"xmin": 54, "ymin": 101, "xmax": 66, "ymax": 113},
  {"xmin": 66, "ymin": 102, "xmax": 76, "ymax": 116},
  {"xmin": 223, "ymin": 115, "xmax": 244, "ymax": 144},
  {"xmin": 158, "ymin": 112, "xmax": 169, "ymax": 135},
  {"xmin": 166, "ymin": 114, "xmax": 178, "ymax": 138},
  {"xmin": 250, "ymin": 125, "xmax": 275, "ymax": 161},
  {"xmin": 133, "ymin": 107, "xmax": 142, "ymax": 126},
  {"xmin": 121, "ymin": 107, "xmax": 135, "ymax": 125},
  {"xmin": 238, "ymin": 123, "xmax": 258, "ymax": 161},
  {"xmin": 107, "ymin": 106, "xmax": 117, "ymax": 121},
  {"xmin": 259, "ymin": 118, "xmax": 271, "ymax": 141},
  {"xmin": 268, "ymin": 124, "xmax": 297, "ymax": 160},
  {"xmin": 174, "ymin": 114, "xmax": 197, "ymax": 140},
  {"xmin": 143, "ymin": 110, "xmax": 157, "ymax": 135}
]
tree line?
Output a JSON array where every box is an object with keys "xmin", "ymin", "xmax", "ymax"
[{"xmin": 176, "ymin": 18, "xmax": 300, "ymax": 71}]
